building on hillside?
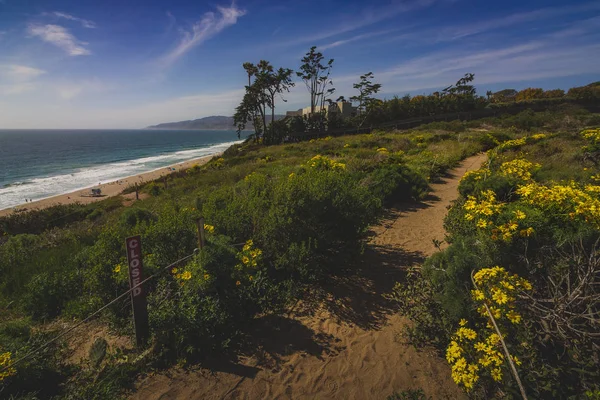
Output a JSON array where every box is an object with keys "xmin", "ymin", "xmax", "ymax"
[{"xmin": 286, "ymin": 101, "xmax": 357, "ymax": 118}]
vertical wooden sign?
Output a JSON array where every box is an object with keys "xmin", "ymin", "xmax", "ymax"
[{"xmin": 125, "ymin": 235, "xmax": 149, "ymax": 346}]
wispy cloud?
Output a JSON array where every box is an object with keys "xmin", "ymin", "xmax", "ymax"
[
  {"xmin": 4, "ymin": 65, "xmax": 46, "ymax": 81},
  {"xmin": 354, "ymin": 41, "xmax": 600, "ymax": 94},
  {"xmin": 0, "ymin": 64, "xmax": 46, "ymax": 95},
  {"xmin": 318, "ymin": 29, "xmax": 397, "ymax": 50},
  {"xmin": 52, "ymin": 12, "xmax": 96, "ymax": 28},
  {"xmin": 54, "ymin": 78, "xmax": 111, "ymax": 100},
  {"xmin": 275, "ymin": 0, "xmax": 436, "ymax": 48},
  {"xmin": 28, "ymin": 24, "xmax": 91, "ymax": 56},
  {"xmin": 436, "ymin": 2, "xmax": 600, "ymax": 42},
  {"xmin": 161, "ymin": 4, "xmax": 246, "ymax": 67}
]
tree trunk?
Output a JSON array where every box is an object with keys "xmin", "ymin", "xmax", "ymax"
[{"xmin": 271, "ymin": 94, "xmax": 276, "ymax": 144}]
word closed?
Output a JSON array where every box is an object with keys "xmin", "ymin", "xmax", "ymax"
[{"xmin": 125, "ymin": 236, "xmax": 149, "ymax": 346}]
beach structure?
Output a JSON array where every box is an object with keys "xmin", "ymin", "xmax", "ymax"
[{"xmin": 89, "ymin": 188, "xmax": 102, "ymax": 197}]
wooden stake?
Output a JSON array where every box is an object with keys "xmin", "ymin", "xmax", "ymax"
[{"xmin": 196, "ymin": 218, "xmax": 205, "ymax": 250}]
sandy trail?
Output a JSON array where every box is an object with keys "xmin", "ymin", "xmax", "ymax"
[{"xmin": 131, "ymin": 153, "xmax": 487, "ymax": 400}]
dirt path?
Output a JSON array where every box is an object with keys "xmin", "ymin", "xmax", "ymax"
[{"xmin": 131, "ymin": 153, "xmax": 487, "ymax": 400}]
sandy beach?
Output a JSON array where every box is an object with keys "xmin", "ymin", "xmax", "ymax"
[{"xmin": 0, "ymin": 153, "xmax": 219, "ymax": 218}]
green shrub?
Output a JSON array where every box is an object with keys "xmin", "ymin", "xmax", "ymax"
[
  {"xmin": 387, "ymin": 388, "xmax": 431, "ymax": 400},
  {"xmin": 120, "ymin": 207, "xmax": 156, "ymax": 227},
  {"xmin": 23, "ymin": 271, "xmax": 81, "ymax": 320},
  {"xmin": 365, "ymin": 163, "xmax": 430, "ymax": 205}
]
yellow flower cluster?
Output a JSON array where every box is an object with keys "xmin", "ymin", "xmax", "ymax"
[
  {"xmin": 376, "ymin": 147, "xmax": 389, "ymax": 153},
  {"xmin": 495, "ymin": 138, "xmax": 526, "ymax": 152},
  {"xmin": 463, "ymin": 185, "xmax": 535, "ymax": 241},
  {"xmin": 474, "ymin": 333, "xmax": 505, "ymax": 382},
  {"xmin": 472, "ymin": 266, "xmax": 532, "ymax": 324},
  {"xmin": 203, "ymin": 224, "xmax": 215, "ymax": 234},
  {"xmin": 0, "ymin": 351, "xmax": 16, "ymax": 381},
  {"xmin": 581, "ymin": 128, "xmax": 600, "ymax": 152},
  {"xmin": 344, "ymin": 143, "xmax": 350, "ymax": 148},
  {"xmin": 461, "ymin": 168, "xmax": 490, "ymax": 183},
  {"xmin": 172, "ymin": 267, "xmax": 192, "ymax": 282},
  {"xmin": 517, "ymin": 182, "xmax": 600, "ymax": 228},
  {"xmin": 447, "ymin": 267, "xmax": 531, "ymax": 391},
  {"xmin": 463, "ymin": 190, "xmax": 504, "ymax": 220},
  {"xmin": 306, "ymin": 155, "xmax": 346, "ymax": 171},
  {"xmin": 309, "ymin": 136, "xmax": 333, "ymax": 143},
  {"xmin": 529, "ymin": 133, "xmax": 547, "ymax": 140},
  {"xmin": 581, "ymin": 128, "xmax": 600, "ymax": 144},
  {"xmin": 237, "ymin": 240, "xmax": 262, "ymax": 268},
  {"xmin": 494, "ymin": 134, "xmax": 546, "ymax": 154},
  {"xmin": 499, "ymin": 159, "xmax": 540, "ymax": 181},
  {"xmin": 491, "ymin": 219, "xmax": 533, "ymax": 242},
  {"xmin": 114, "ymin": 264, "xmax": 122, "ymax": 273}
]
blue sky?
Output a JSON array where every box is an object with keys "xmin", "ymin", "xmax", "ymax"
[{"xmin": 0, "ymin": 0, "xmax": 599, "ymax": 129}]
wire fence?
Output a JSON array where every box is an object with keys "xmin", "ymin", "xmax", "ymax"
[{"xmin": 0, "ymin": 250, "xmax": 198, "ymax": 375}]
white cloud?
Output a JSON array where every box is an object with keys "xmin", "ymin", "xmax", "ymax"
[
  {"xmin": 3, "ymin": 65, "xmax": 46, "ymax": 81},
  {"xmin": 439, "ymin": 2, "xmax": 600, "ymax": 42},
  {"xmin": 273, "ymin": 0, "xmax": 435, "ymax": 48},
  {"xmin": 0, "ymin": 64, "xmax": 46, "ymax": 95},
  {"xmin": 53, "ymin": 12, "xmax": 96, "ymax": 28},
  {"xmin": 1, "ymin": 83, "xmax": 36, "ymax": 95},
  {"xmin": 54, "ymin": 79, "xmax": 111, "ymax": 100},
  {"xmin": 28, "ymin": 24, "xmax": 91, "ymax": 56},
  {"xmin": 161, "ymin": 4, "xmax": 246, "ymax": 67},
  {"xmin": 318, "ymin": 29, "xmax": 397, "ymax": 50}
]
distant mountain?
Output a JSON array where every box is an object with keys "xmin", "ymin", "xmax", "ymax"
[{"xmin": 146, "ymin": 115, "xmax": 285, "ymax": 130}]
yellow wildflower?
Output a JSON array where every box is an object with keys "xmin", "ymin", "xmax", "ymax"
[
  {"xmin": 203, "ymin": 224, "xmax": 215, "ymax": 234},
  {"xmin": 514, "ymin": 210, "xmax": 526, "ymax": 220},
  {"xmin": 235, "ymin": 280, "xmax": 241, "ymax": 286},
  {"xmin": 491, "ymin": 368, "xmax": 502, "ymax": 382},
  {"xmin": 0, "ymin": 351, "xmax": 16, "ymax": 381},
  {"xmin": 506, "ymin": 310, "xmax": 522, "ymax": 324},
  {"xmin": 180, "ymin": 271, "xmax": 192, "ymax": 280},
  {"xmin": 476, "ymin": 219, "xmax": 489, "ymax": 228},
  {"xmin": 114, "ymin": 264, "xmax": 121, "ymax": 273}
]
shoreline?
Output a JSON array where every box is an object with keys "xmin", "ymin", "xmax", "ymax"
[{"xmin": 0, "ymin": 153, "xmax": 219, "ymax": 218}]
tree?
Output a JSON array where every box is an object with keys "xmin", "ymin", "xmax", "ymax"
[
  {"xmin": 349, "ymin": 72, "xmax": 382, "ymax": 129},
  {"xmin": 234, "ymin": 61, "xmax": 294, "ymax": 144},
  {"xmin": 515, "ymin": 87, "xmax": 544, "ymax": 101},
  {"xmin": 233, "ymin": 61, "xmax": 273, "ymax": 141},
  {"xmin": 297, "ymin": 46, "xmax": 335, "ymax": 130},
  {"xmin": 262, "ymin": 67, "xmax": 295, "ymax": 144}
]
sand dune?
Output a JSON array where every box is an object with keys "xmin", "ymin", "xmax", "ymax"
[{"xmin": 130, "ymin": 153, "xmax": 487, "ymax": 399}]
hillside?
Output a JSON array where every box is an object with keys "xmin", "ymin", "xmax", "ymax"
[
  {"xmin": 1, "ymin": 107, "xmax": 599, "ymax": 399},
  {"xmin": 146, "ymin": 115, "xmax": 285, "ymax": 130}
]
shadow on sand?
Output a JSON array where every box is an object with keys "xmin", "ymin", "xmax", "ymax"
[{"xmin": 199, "ymin": 197, "xmax": 442, "ymax": 377}]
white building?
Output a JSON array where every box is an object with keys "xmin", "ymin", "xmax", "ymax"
[{"xmin": 286, "ymin": 101, "xmax": 357, "ymax": 118}]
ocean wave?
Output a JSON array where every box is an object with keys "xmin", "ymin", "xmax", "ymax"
[{"xmin": 0, "ymin": 140, "xmax": 241, "ymax": 211}]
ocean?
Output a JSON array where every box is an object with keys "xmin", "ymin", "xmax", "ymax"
[{"xmin": 0, "ymin": 129, "xmax": 246, "ymax": 211}]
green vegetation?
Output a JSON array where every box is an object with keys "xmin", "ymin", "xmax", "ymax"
[
  {"xmin": 390, "ymin": 123, "xmax": 600, "ymax": 397},
  {"xmin": 0, "ymin": 105, "xmax": 598, "ymax": 398},
  {"xmin": 232, "ymin": 46, "xmax": 600, "ymax": 143}
]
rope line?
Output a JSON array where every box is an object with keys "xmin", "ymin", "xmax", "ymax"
[{"xmin": 0, "ymin": 251, "xmax": 198, "ymax": 375}]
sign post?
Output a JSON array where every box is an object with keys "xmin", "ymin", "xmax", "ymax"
[{"xmin": 125, "ymin": 235, "xmax": 149, "ymax": 346}]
